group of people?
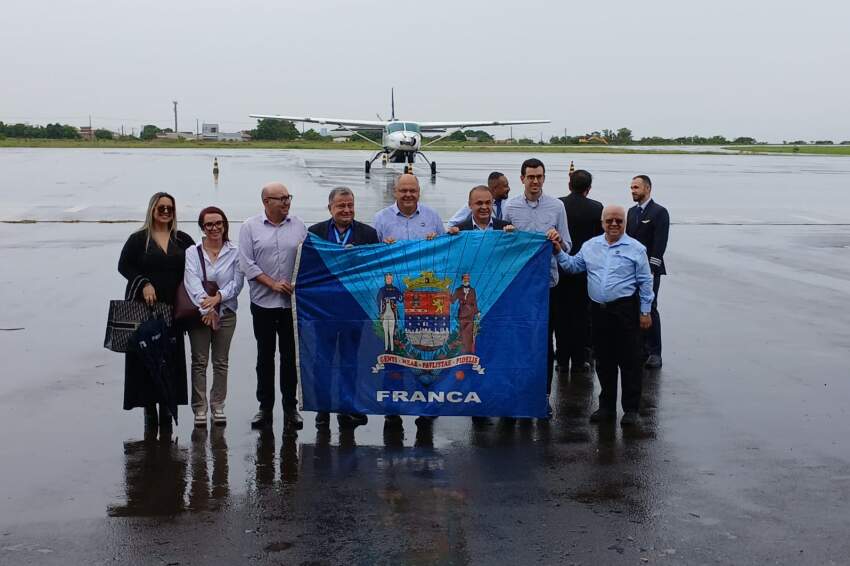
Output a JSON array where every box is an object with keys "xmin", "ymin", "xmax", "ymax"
[{"xmin": 117, "ymin": 157, "xmax": 669, "ymax": 434}]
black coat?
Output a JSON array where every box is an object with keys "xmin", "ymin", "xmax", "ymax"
[
  {"xmin": 456, "ymin": 216, "xmax": 511, "ymax": 231},
  {"xmin": 308, "ymin": 219, "xmax": 380, "ymax": 245},
  {"xmin": 559, "ymin": 193, "xmax": 603, "ymax": 255},
  {"xmin": 117, "ymin": 229, "xmax": 194, "ymax": 410},
  {"xmin": 627, "ymin": 199, "xmax": 670, "ymax": 275}
]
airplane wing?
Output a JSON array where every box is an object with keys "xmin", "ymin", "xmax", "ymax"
[
  {"xmin": 249, "ymin": 114, "xmax": 386, "ymax": 130},
  {"xmin": 417, "ymin": 119, "xmax": 550, "ymax": 129}
]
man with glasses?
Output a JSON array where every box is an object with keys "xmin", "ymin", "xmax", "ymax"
[
  {"xmin": 239, "ymin": 182, "xmax": 307, "ymax": 431},
  {"xmin": 627, "ymin": 175, "xmax": 670, "ymax": 369},
  {"xmin": 548, "ymin": 205, "xmax": 654, "ymax": 427},
  {"xmin": 503, "ymin": 158, "xmax": 570, "ymax": 417}
]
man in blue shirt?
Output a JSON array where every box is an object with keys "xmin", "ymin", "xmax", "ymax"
[
  {"xmin": 549, "ymin": 205, "xmax": 654, "ymax": 426},
  {"xmin": 503, "ymin": 158, "xmax": 570, "ymax": 416},
  {"xmin": 373, "ymin": 174, "xmax": 443, "ymax": 243},
  {"xmin": 373, "ymin": 173, "xmax": 443, "ymax": 430}
]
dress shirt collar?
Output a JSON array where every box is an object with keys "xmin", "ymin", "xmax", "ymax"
[
  {"xmin": 639, "ymin": 198, "xmax": 653, "ymax": 211},
  {"xmin": 391, "ymin": 202, "xmax": 420, "ymax": 218},
  {"xmin": 263, "ymin": 213, "xmax": 291, "ymax": 226},
  {"xmin": 472, "ymin": 217, "xmax": 494, "ymax": 230}
]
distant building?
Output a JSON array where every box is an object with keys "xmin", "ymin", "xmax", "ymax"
[
  {"xmin": 329, "ymin": 129, "xmax": 353, "ymax": 141},
  {"xmin": 78, "ymin": 126, "xmax": 94, "ymax": 141},
  {"xmin": 156, "ymin": 131, "xmax": 195, "ymax": 140},
  {"xmin": 201, "ymin": 123, "xmax": 246, "ymax": 142}
]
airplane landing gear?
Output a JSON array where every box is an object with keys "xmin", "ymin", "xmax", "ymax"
[
  {"xmin": 414, "ymin": 151, "xmax": 437, "ymax": 176},
  {"xmin": 365, "ymin": 160, "xmax": 371, "ymax": 174}
]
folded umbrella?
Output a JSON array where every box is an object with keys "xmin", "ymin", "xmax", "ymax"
[{"xmin": 132, "ymin": 317, "xmax": 179, "ymax": 426}]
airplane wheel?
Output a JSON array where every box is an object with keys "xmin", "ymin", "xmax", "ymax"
[
  {"xmin": 430, "ymin": 161, "xmax": 437, "ymax": 176},
  {"xmin": 365, "ymin": 160, "xmax": 371, "ymax": 174}
]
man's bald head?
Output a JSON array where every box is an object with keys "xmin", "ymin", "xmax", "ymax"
[
  {"xmin": 601, "ymin": 204, "xmax": 627, "ymax": 242},
  {"xmin": 394, "ymin": 173, "xmax": 421, "ymax": 215},
  {"xmin": 261, "ymin": 182, "xmax": 288, "ymax": 200},
  {"xmin": 261, "ymin": 181, "xmax": 291, "ymax": 222},
  {"xmin": 394, "ymin": 173, "xmax": 420, "ymax": 191}
]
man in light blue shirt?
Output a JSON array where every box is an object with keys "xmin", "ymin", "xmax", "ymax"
[
  {"xmin": 502, "ymin": 158, "xmax": 570, "ymax": 410},
  {"xmin": 239, "ymin": 182, "xmax": 307, "ymax": 431},
  {"xmin": 374, "ymin": 174, "xmax": 444, "ymax": 243},
  {"xmin": 373, "ymin": 173, "xmax": 443, "ymax": 429},
  {"xmin": 549, "ymin": 205, "xmax": 654, "ymax": 427}
]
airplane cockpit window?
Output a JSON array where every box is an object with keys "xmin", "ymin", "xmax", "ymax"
[
  {"xmin": 404, "ymin": 123, "xmax": 421, "ymax": 133},
  {"xmin": 387, "ymin": 122, "xmax": 404, "ymax": 133}
]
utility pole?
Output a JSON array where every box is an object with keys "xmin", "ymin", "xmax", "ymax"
[
  {"xmin": 510, "ymin": 126, "xmax": 513, "ymax": 143},
  {"xmin": 196, "ymin": 118, "xmax": 199, "ymax": 137},
  {"xmin": 564, "ymin": 128, "xmax": 567, "ymax": 144},
  {"xmin": 173, "ymin": 100, "xmax": 178, "ymax": 133}
]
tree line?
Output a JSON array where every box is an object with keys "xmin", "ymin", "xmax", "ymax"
[
  {"xmin": 3, "ymin": 119, "xmax": 847, "ymax": 146},
  {"xmin": 0, "ymin": 122, "xmax": 81, "ymax": 139}
]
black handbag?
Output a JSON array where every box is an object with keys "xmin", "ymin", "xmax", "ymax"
[{"xmin": 104, "ymin": 276, "xmax": 173, "ymax": 353}]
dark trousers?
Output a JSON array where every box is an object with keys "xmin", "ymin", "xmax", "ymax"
[
  {"xmin": 645, "ymin": 274, "xmax": 662, "ymax": 356},
  {"xmin": 250, "ymin": 303, "xmax": 298, "ymax": 411},
  {"xmin": 591, "ymin": 295, "xmax": 643, "ymax": 413},
  {"xmin": 553, "ymin": 273, "xmax": 592, "ymax": 367}
]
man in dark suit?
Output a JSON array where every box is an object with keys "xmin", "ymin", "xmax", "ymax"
[
  {"xmin": 308, "ymin": 187, "xmax": 380, "ymax": 429},
  {"xmin": 449, "ymin": 185, "xmax": 513, "ymax": 427},
  {"xmin": 449, "ymin": 185, "xmax": 514, "ymax": 233},
  {"xmin": 626, "ymin": 175, "xmax": 669, "ymax": 369},
  {"xmin": 555, "ymin": 169, "xmax": 604, "ymax": 374}
]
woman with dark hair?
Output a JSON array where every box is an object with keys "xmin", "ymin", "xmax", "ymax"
[
  {"xmin": 118, "ymin": 192, "xmax": 194, "ymax": 432},
  {"xmin": 184, "ymin": 206, "xmax": 244, "ymax": 427}
]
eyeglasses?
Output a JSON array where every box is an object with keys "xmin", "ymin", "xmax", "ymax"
[
  {"xmin": 524, "ymin": 174, "xmax": 544, "ymax": 182},
  {"xmin": 156, "ymin": 205, "xmax": 174, "ymax": 214},
  {"xmin": 604, "ymin": 218, "xmax": 624, "ymax": 225},
  {"xmin": 203, "ymin": 221, "xmax": 224, "ymax": 230},
  {"xmin": 266, "ymin": 195, "xmax": 293, "ymax": 203}
]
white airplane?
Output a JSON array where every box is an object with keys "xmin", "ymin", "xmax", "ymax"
[{"xmin": 250, "ymin": 90, "xmax": 549, "ymax": 176}]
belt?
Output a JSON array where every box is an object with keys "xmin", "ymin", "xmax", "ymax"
[{"xmin": 592, "ymin": 295, "xmax": 636, "ymax": 310}]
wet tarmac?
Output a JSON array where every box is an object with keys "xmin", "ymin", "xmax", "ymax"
[{"xmin": 1, "ymin": 149, "xmax": 850, "ymax": 564}]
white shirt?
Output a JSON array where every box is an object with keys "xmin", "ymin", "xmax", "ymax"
[{"xmin": 184, "ymin": 240, "xmax": 245, "ymax": 315}]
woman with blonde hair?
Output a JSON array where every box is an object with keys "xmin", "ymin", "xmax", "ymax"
[{"xmin": 118, "ymin": 192, "xmax": 194, "ymax": 432}]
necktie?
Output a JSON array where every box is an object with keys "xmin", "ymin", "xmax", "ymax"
[{"xmin": 495, "ymin": 200, "xmax": 502, "ymax": 220}]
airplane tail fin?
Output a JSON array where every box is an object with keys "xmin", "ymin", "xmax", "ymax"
[{"xmin": 391, "ymin": 88, "xmax": 395, "ymax": 121}]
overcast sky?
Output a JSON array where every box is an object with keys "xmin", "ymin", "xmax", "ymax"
[{"xmin": 3, "ymin": 0, "xmax": 848, "ymax": 142}]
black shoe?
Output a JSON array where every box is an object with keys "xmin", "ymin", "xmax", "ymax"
[
  {"xmin": 284, "ymin": 410, "xmax": 304, "ymax": 431},
  {"xmin": 384, "ymin": 415, "xmax": 403, "ymax": 430},
  {"xmin": 471, "ymin": 416, "xmax": 492, "ymax": 427},
  {"xmin": 338, "ymin": 413, "xmax": 368, "ymax": 428},
  {"xmin": 645, "ymin": 355, "xmax": 662, "ymax": 369},
  {"xmin": 620, "ymin": 412, "xmax": 640, "ymax": 426},
  {"xmin": 589, "ymin": 408, "xmax": 616, "ymax": 423},
  {"xmin": 315, "ymin": 412, "xmax": 330, "ymax": 428},
  {"xmin": 251, "ymin": 409, "xmax": 273, "ymax": 429},
  {"xmin": 414, "ymin": 416, "xmax": 436, "ymax": 427}
]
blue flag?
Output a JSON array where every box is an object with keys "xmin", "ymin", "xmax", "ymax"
[{"xmin": 293, "ymin": 231, "xmax": 551, "ymax": 418}]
